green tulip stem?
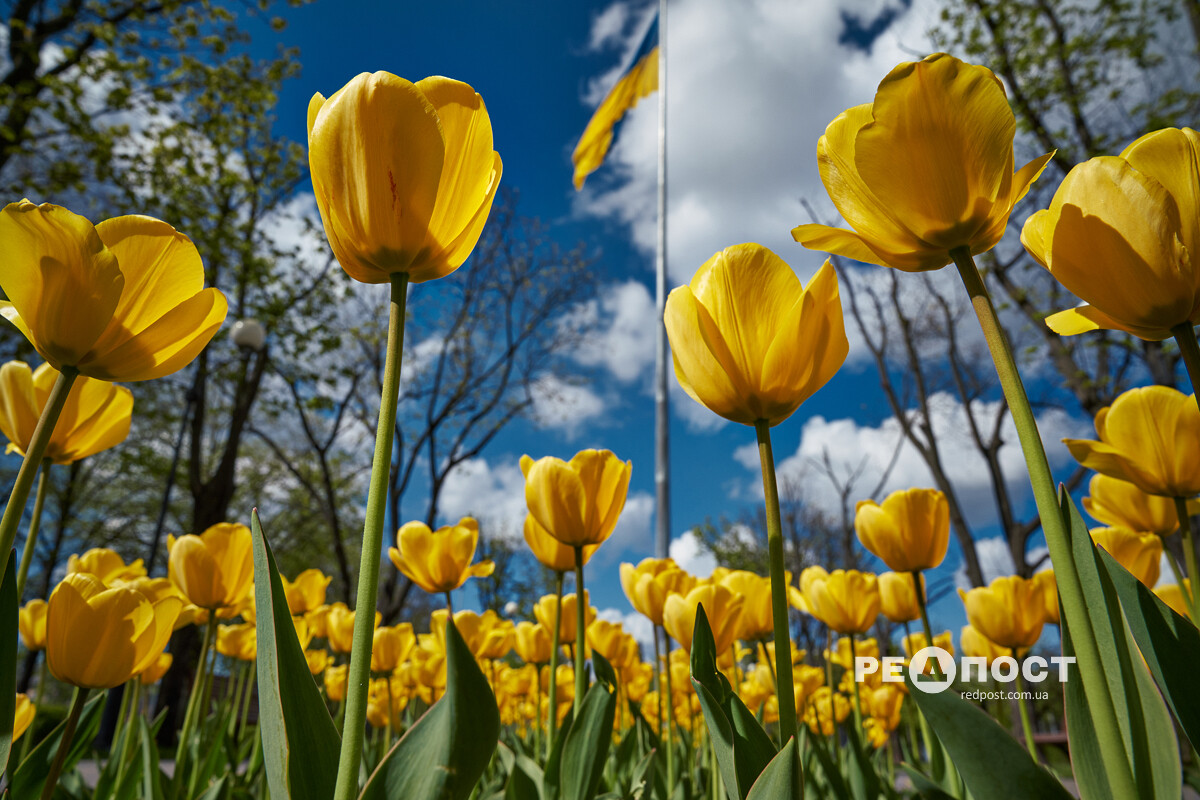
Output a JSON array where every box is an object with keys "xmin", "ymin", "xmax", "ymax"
[
  {"xmin": 444, "ymin": 591, "xmax": 454, "ymax": 615},
  {"xmin": 533, "ymin": 661, "xmax": 542, "ymax": 754},
  {"xmin": 113, "ymin": 680, "xmax": 142, "ymax": 791},
  {"xmin": 823, "ymin": 630, "xmax": 840, "ymax": 765},
  {"xmin": 951, "ymin": 247, "xmax": 1137, "ymax": 797},
  {"xmin": 911, "ymin": 570, "xmax": 941, "ymax": 679},
  {"xmin": 1172, "ymin": 323, "xmax": 1200, "ymax": 414},
  {"xmin": 547, "ymin": 571, "xmax": 563, "ymax": 760},
  {"xmin": 1165, "ymin": 547, "xmax": 1188, "ymax": 600},
  {"xmin": 1013, "ymin": 650, "xmax": 1037, "ymax": 759},
  {"xmin": 238, "ymin": 663, "xmax": 257, "ymax": 743},
  {"xmin": 15, "ymin": 459, "xmax": 51, "ymax": 599},
  {"xmin": 333, "ymin": 273, "xmax": 409, "ymax": 800},
  {"xmin": 174, "ymin": 614, "xmax": 217, "ymax": 782},
  {"xmin": 1174, "ymin": 496, "xmax": 1200, "ymax": 622},
  {"xmin": 0, "ymin": 368, "xmax": 76, "ymax": 561},
  {"xmin": 573, "ymin": 545, "xmax": 587, "ymax": 716},
  {"xmin": 41, "ymin": 687, "xmax": 87, "ymax": 800},
  {"xmin": 754, "ymin": 420, "xmax": 798, "ymax": 747},
  {"xmin": 226, "ymin": 662, "xmax": 246, "ymax": 742},
  {"xmin": 662, "ymin": 629, "xmax": 676, "ymax": 789},
  {"xmin": 848, "ymin": 635, "xmax": 864, "ymax": 736},
  {"xmin": 19, "ymin": 654, "xmax": 47, "ymax": 765}
]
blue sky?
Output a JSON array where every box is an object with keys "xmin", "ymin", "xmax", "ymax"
[{"xmin": 242, "ymin": 0, "xmax": 1106, "ymax": 649}]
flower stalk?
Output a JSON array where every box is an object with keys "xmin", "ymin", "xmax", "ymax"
[
  {"xmin": 546, "ymin": 571, "xmax": 563, "ymax": 759},
  {"xmin": 1173, "ymin": 324, "xmax": 1200, "ymax": 414},
  {"xmin": 42, "ymin": 687, "xmax": 88, "ymax": 800},
  {"xmin": 333, "ymin": 273, "xmax": 409, "ymax": 800},
  {"xmin": 15, "ymin": 459, "xmax": 50, "ymax": 599},
  {"xmin": 573, "ymin": 545, "xmax": 587, "ymax": 716},
  {"xmin": 1174, "ymin": 497, "xmax": 1200, "ymax": 622}
]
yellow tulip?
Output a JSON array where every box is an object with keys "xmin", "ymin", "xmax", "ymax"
[
  {"xmin": 114, "ymin": 577, "xmax": 197, "ymax": 631},
  {"xmin": 1021, "ymin": 127, "xmax": 1200, "ymax": 340},
  {"xmin": 868, "ymin": 685, "xmax": 905, "ymax": 732},
  {"xmin": 1064, "ymin": 386, "xmax": 1200, "ymax": 498},
  {"xmin": 0, "ymin": 201, "xmax": 227, "ymax": 381},
  {"xmin": 586, "ymin": 620, "xmax": 636, "ymax": 667},
  {"xmin": 960, "ymin": 624, "xmax": 1025, "ymax": 663},
  {"xmin": 216, "ymin": 623, "xmax": 257, "ymax": 662},
  {"xmin": 718, "ymin": 570, "xmax": 775, "ymax": 641},
  {"xmin": 958, "ymin": 575, "xmax": 1046, "ymax": 650},
  {"xmin": 801, "ymin": 569, "xmax": 880, "ymax": 635},
  {"xmin": 805, "ymin": 687, "xmax": 850, "ymax": 736},
  {"xmin": 167, "ymin": 523, "xmax": 253, "ymax": 611},
  {"xmin": 662, "ymin": 583, "xmax": 744, "ymax": 654},
  {"xmin": 901, "ymin": 631, "xmax": 954, "ymax": 659},
  {"xmin": 325, "ymin": 601, "xmax": 380, "ymax": 654},
  {"xmin": 521, "ymin": 450, "xmax": 631, "ymax": 548},
  {"xmin": 475, "ymin": 616, "xmax": 515, "ymax": 661},
  {"xmin": 305, "ymin": 649, "xmax": 330, "ymax": 676},
  {"xmin": 47, "ymin": 573, "xmax": 181, "ymax": 688},
  {"xmin": 371, "ymin": 623, "xmax": 416, "ymax": 673},
  {"xmin": 307, "ymin": 73, "xmax": 502, "ymax": 285},
  {"xmin": 139, "ymin": 652, "xmax": 173, "ymax": 685},
  {"xmin": 325, "ymin": 664, "xmax": 348, "ymax": 702},
  {"xmin": 513, "ymin": 621, "xmax": 552, "ymax": 664},
  {"xmin": 388, "ymin": 517, "xmax": 494, "ymax": 594},
  {"xmin": 18, "ymin": 598, "xmax": 46, "ymax": 651},
  {"xmin": 0, "ymin": 361, "xmax": 132, "ymax": 463},
  {"xmin": 304, "ymin": 604, "xmax": 330, "ymax": 639},
  {"xmin": 1083, "ymin": 474, "xmax": 1187, "ymax": 537},
  {"xmin": 1033, "ymin": 570, "xmax": 1060, "ymax": 625},
  {"xmin": 533, "ymin": 592, "xmax": 595, "ymax": 645},
  {"xmin": 620, "ymin": 559, "xmax": 695, "ymax": 626},
  {"xmin": 878, "ymin": 571, "xmax": 922, "ymax": 624},
  {"xmin": 67, "ymin": 547, "xmax": 146, "ymax": 584},
  {"xmin": 524, "ymin": 514, "xmax": 597, "ymax": 573},
  {"xmin": 826, "ymin": 636, "xmax": 879, "ymax": 671},
  {"xmin": 664, "ymin": 244, "xmax": 847, "ymax": 426},
  {"xmin": 1154, "ymin": 581, "xmax": 1192, "ymax": 620},
  {"xmin": 13, "ymin": 692, "xmax": 34, "ymax": 743},
  {"xmin": 793, "ymin": 53, "xmax": 1052, "ymax": 271},
  {"xmin": 282, "ymin": 569, "xmax": 332, "ymax": 615},
  {"xmin": 1090, "ymin": 526, "xmax": 1162, "ymax": 588},
  {"xmin": 855, "ymin": 488, "xmax": 949, "ymax": 572}
]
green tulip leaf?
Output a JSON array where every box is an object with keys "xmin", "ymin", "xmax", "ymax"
[
  {"xmin": 745, "ymin": 737, "xmax": 801, "ymax": 800},
  {"xmin": 10, "ymin": 692, "xmax": 104, "ymax": 798},
  {"xmin": 1058, "ymin": 491, "xmax": 1180, "ymax": 800},
  {"xmin": 905, "ymin": 677, "xmax": 1071, "ymax": 800},
  {"xmin": 558, "ymin": 676, "xmax": 616, "ymax": 800},
  {"xmin": 251, "ymin": 509, "xmax": 341, "ymax": 800},
  {"xmin": 0, "ymin": 551, "xmax": 15, "ymax": 774},
  {"xmin": 1097, "ymin": 547, "xmax": 1200, "ymax": 749},
  {"xmin": 139, "ymin": 715, "xmax": 166, "ymax": 800},
  {"xmin": 900, "ymin": 765, "xmax": 955, "ymax": 800},
  {"xmin": 359, "ymin": 617, "xmax": 500, "ymax": 800},
  {"xmin": 689, "ymin": 605, "xmax": 777, "ymax": 800}
]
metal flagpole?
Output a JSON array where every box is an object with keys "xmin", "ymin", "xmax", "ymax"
[{"xmin": 654, "ymin": 0, "xmax": 671, "ymax": 559}]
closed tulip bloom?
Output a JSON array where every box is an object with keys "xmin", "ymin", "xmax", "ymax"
[
  {"xmin": 1033, "ymin": 570, "xmax": 1060, "ymax": 625},
  {"xmin": 68, "ymin": 547, "xmax": 146, "ymax": 584},
  {"xmin": 139, "ymin": 652, "xmax": 173, "ymax": 685},
  {"xmin": 805, "ymin": 688, "xmax": 850, "ymax": 736},
  {"xmin": 13, "ymin": 693, "xmax": 34, "ymax": 743},
  {"xmin": 662, "ymin": 583, "xmax": 744, "ymax": 654},
  {"xmin": 960, "ymin": 624, "xmax": 1025, "ymax": 663},
  {"xmin": 621, "ymin": 561, "xmax": 695, "ymax": 626},
  {"xmin": 793, "ymin": 53, "xmax": 1052, "ymax": 271},
  {"xmin": 168, "ymin": 523, "xmax": 253, "ymax": 611},
  {"xmin": 902, "ymin": 631, "xmax": 954, "ymax": 659},
  {"xmin": 1065, "ymin": 386, "xmax": 1200, "ymax": 498},
  {"xmin": 47, "ymin": 573, "xmax": 181, "ymax": 688},
  {"xmin": 325, "ymin": 664, "xmax": 348, "ymax": 702},
  {"xmin": 1021, "ymin": 127, "xmax": 1200, "ymax": 340},
  {"xmin": 305, "ymin": 649, "xmax": 330, "ymax": 676},
  {"xmin": 388, "ymin": 517, "xmax": 494, "ymax": 595},
  {"xmin": 803, "ymin": 569, "xmax": 880, "ymax": 635},
  {"xmin": 304, "ymin": 604, "xmax": 330, "ymax": 639},
  {"xmin": 326, "ymin": 602, "xmax": 379, "ymax": 654},
  {"xmin": 586, "ymin": 620, "xmax": 631, "ymax": 665},
  {"xmin": 1155, "ymin": 581, "xmax": 1192, "ymax": 620},
  {"xmin": 217, "ymin": 623, "xmax": 257, "ymax": 662},
  {"xmin": 959, "ymin": 575, "xmax": 1046, "ymax": 650},
  {"xmin": 855, "ymin": 488, "xmax": 950, "ymax": 572},
  {"xmin": 0, "ymin": 361, "xmax": 132, "ymax": 463},
  {"xmin": 524, "ymin": 514, "xmax": 597, "ymax": 572},
  {"xmin": 19, "ymin": 598, "xmax": 46, "ymax": 651},
  {"xmin": 307, "ymin": 73, "xmax": 502, "ymax": 285},
  {"xmin": 533, "ymin": 592, "xmax": 595, "ymax": 645},
  {"xmin": 514, "ymin": 621, "xmax": 552, "ymax": 664},
  {"xmin": 0, "ymin": 201, "xmax": 227, "ymax": 381},
  {"xmin": 1083, "ymin": 474, "xmax": 1186, "ymax": 537},
  {"xmin": 664, "ymin": 245, "xmax": 847, "ymax": 426},
  {"xmin": 521, "ymin": 450, "xmax": 631, "ymax": 548},
  {"xmin": 372, "ymin": 623, "xmax": 416, "ymax": 673},
  {"xmin": 718, "ymin": 570, "xmax": 775, "ymax": 640},
  {"xmin": 282, "ymin": 569, "xmax": 332, "ymax": 615},
  {"xmin": 114, "ymin": 577, "xmax": 195, "ymax": 631},
  {"xmin": 878, "ymin": 571, "xmax": 923, "ymax": 623},
  {"xmin": 476, "ymin": 617, "xmax": 514, "ymax": 661},
  {"xmin": 1090, "ymin": 526, "xmax": 1162, "ymax": 588}
]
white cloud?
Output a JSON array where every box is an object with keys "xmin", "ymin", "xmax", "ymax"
[
  {"xmin": 437, "ymin": 457, "xmax": 527, "ymax": 537},
  {"xmin": 599, "ymin": 491, "xmax": 657, "ymax": 563},
  {"xmin": 529, "ymin": 374, "xmax": 607, "ymax": 437},
  {"xmin": 573, "ymin": 0, "xmax": 941, "ymax": 288},
  {"xmin": 954, "ymin": 537, "xmax": 1049, "ymax": 591},
  {"xmin": 587, "ymin": 1, "xmax": 634, "ymax": 53},
  {"xmin": 597, "ymin": 607, "xmax": 657, "ymax": 659},
  {"xmin": 670, "ymin": 373, "xmax": 728, "ymax": 433},
  {"xmin": 669, "ymin": 530, "xmax": 716, "ymax": 577},
  {"xmin": 569, "ymin": 280, "xmax": 658, "ymax": 383}
]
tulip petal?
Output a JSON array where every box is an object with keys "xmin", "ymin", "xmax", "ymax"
[
  {"xmin": 1121, "ymin": 127, "xmax": 1200, "ymax": 260},
  {"xmin": 665, "ymin": 285, "xmax": 750, "ymax": 423},
  {"xmin": 525, "ymin": 457, "xmax": 587, "ymax": 546},
  {"xmin": 0, "ymin": 362, "xmax": 38, "ymax": 456}
]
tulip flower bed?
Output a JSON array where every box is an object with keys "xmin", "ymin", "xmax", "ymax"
[{"xmin": 0, "ymin": 47, "xmax": 1197, "ymax": 800}]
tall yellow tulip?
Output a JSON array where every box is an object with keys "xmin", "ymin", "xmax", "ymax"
[
  {"xmin": 68, "ymin": 547, "xmax": 146, "ymax": 584},
  {"xmin": 1083, "ymin": 473, "xmax": 1186, "ymax": 537},
  {"xmin": 371, "ymin": 624, "xmax": 416, "ymax": 673},
  {"xmin": 877, "ymin": 571, "xmax": 922, "ymax": 624},
  {"xmin": 167, "ymin": 523, "xmax": 254, "ymax": 611},
  {"xmin": 47, "ymin": 573, "xmax": 181, "ymax": 688},
  {"xmin": 800, "ymin": 569, "xmax": 880, "ymax": 635},
  {"xmin": 792, "ymin": 53, "xmax": 1052, "ymax": 271},
  {"xmin": 513, "ymin": 621, "xmax": 552, "ymax": 664},
  {"xmin": 0, "ymin": 361, "xmax": 132, "ymax": 463},
  {"xmin": 524, "ymin": 513, "xmax": 597, "ymax": 573},
  {"xmin": 13, "ymin": 692, "xmax": 34, "ymax": 743},
  {"xmin": 388, "ymin": 517, "xmax": 494, "ymax": 601},
  {"xmin": 664, "ymin": 245, "xmax": 847, "ymax": 427},
  {"xmin": 1021, "ymin": 127, "xmax": 1200, "ymax": 341},
  {"xmin": 533, "ymin": 592, "xmax": 595, "ymax": 645},
  {"xmin": 282, "ymin": 568, "xmax": 332, "ymax": 615},
  {"xmin": 19, "ymin": 598, "xmax": 46, "ymax": 651},
  {"xmin": 1090, "ymin": 526, "xmax": 1162, "ymax": 588},
  {"xmin": 307, "ymin": 73, "xmax": 502, "ymax": 285},
  {"xmin": 958, "ymin": 575, "xmax": 1046, "ymax": 650},
  {"xmin": 855, "ymin": 488, "xmax": 949, "ymax": 572},
  {"xmin": 520, "ymin": 450, "xmax": 631, "ymax": 548},
  {"xmin": 662, "ymin": 583, "xmax": 744, "ymax": 654},
  {"xmin": 1033, "ymin": 570, "xmax": 1060, "ymax": 625},
  {"xmin": 621, "ymin": 561, "xmax": 695, "ymax": 627}
]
